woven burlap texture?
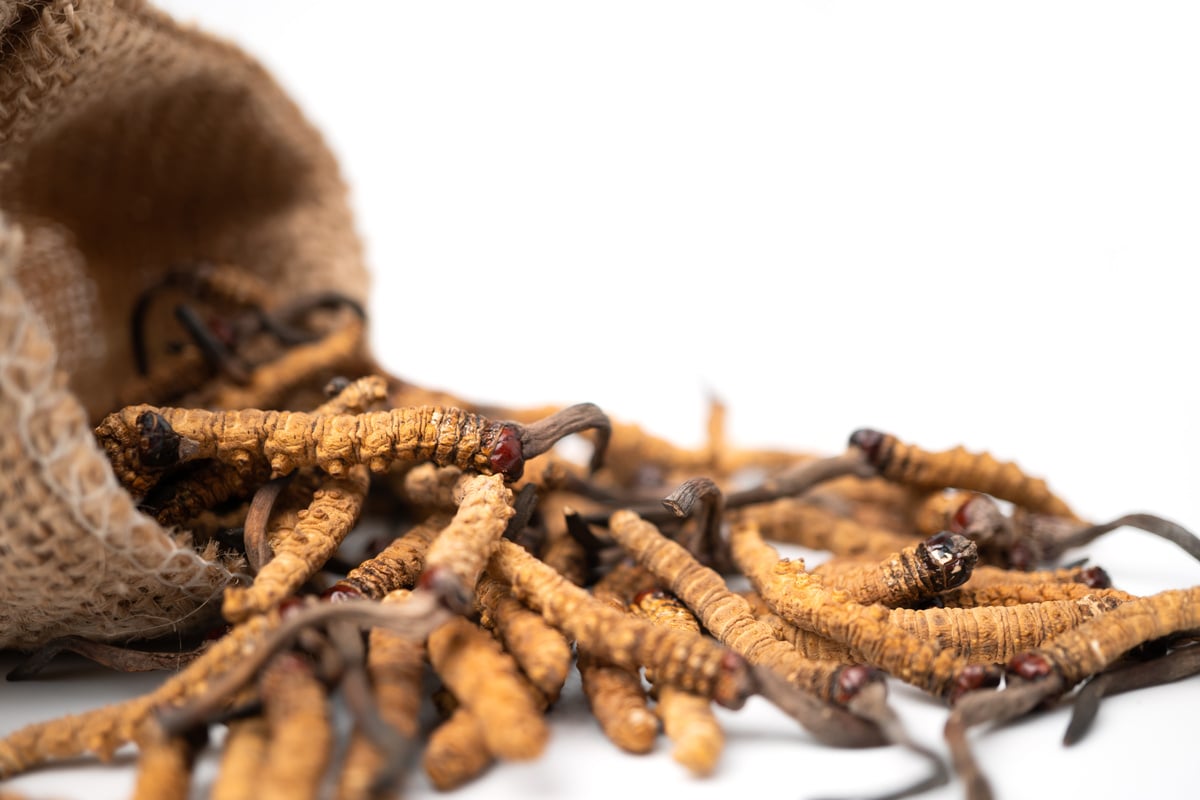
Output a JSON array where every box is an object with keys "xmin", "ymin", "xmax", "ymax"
[{"xmin": 0, "ymin": 0, "xmax": 372, "ymax": 649}]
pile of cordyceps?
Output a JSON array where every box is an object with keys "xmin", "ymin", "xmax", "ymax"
[{"xmin": 2, "ymin": 264, "xmax": 1199, "ymax": 800}]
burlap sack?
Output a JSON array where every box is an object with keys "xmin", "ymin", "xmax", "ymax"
[{"xmin": 0, "ymin": 0, "xmax": 372, "ymax": 649}]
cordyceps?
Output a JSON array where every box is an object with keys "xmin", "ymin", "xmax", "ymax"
[
  {"xmin": 945, "ymin": 585, "xmax": 1200, "ymax": 800},
  {"xmin": 17, "ymin": 345, "xmax": 1200, "ymax": 800},
  {"xmin": 95, "ymin": 401, "xmax": 611, "ymax": 495},
  {"xmin": 850, "ymin": 431, "xmax": 1200, "ymax": 571}
]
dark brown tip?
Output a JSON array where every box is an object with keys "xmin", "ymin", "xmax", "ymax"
[
  {"xmin": 919, "ymin": 531, "xmax": 978, "ymax": 590},
  {"xmin": 1079, "ymin": 565, "xmax": 1112, "ymax": 589},
  {"xmin": 136, "ymin": 410, "xmax": 193, "ymax": 468},
  {"xmin": 848, "ymin": 428, "xmax": 887, "ymax": 464},
  {"xmin": 323, "ymin": 375, "xmax": 352, "ymax": 397},
  {"xmin": 833, "ymin": 665, "xmax": 883, "ymax": 705},
  {"xmin": 947, "ymin": 664, "xmax": 1003, "ymax": 705}
]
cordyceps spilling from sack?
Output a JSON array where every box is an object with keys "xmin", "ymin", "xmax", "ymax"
[{"xmin": 3, "ymin": 4, "xmax": 1200, "ymax": 800}]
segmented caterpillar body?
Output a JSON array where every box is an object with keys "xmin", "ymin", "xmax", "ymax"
[
  {"xmin": 96, "ymin": 405, "xmax": 525, "ymax": 495},
  {"xmin": 850, "ymin": 429, "xmax": 1081, "ymax": 521}
]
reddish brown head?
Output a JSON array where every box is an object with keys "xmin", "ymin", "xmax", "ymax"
[
  {"xmin": 948, "ymin": 663, "xmax": 1003, "ymax": 705},
  {"xmin": 632, "ymin": 587, "xmax": 667, "ymax": 606},
  {"xmin": 1079, "ymin": 565, "xmax": 1112, "ymax": 589},
  {"xmin": 1007, "ymin": 652, "xmax": 1055, "ymax": 682},
  {"xmin": 486, "ymin": 424, "xmax": 525, "ymax": 481},
  {"xmin": 833, "ymin": 665, "xmax": 883, "ymax": 706},
  {"xmin": 320, "ymin": 581, "xmax": 363, "ymax": 603}
]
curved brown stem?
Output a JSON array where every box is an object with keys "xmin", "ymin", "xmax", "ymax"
[
  {"xmin": 943, "ymin": 677, "xmax": 1063, "ymax": 800},
  {"xmin": 1063, "ymin": 640, "xmax": 1200, "ymax": 746},
  {"xmin": 809, "ymin": 682, "xmax": 949, "ymax": 800},
  {"xmin": 517, "ymin": 403, "xmax": 611, "ymax": 474}
]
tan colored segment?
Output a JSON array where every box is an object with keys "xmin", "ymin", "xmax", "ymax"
[
  {"xmin": 342, "ymin": 514, "xmax": 448, "ymax": 599},
  {"xmin": 488, "ymin": 539, "xmax": 750, "ymax": 709},
  {"xmin": 422, "ymin": 707, "xmax": 494, "ymax": 791},
  {"xmin": 258, "ymin": 653, "xmax": 332, "ymax": 800},
  {"xmin": 0, "ymin": 612, "xmax": 280, "ymax": 777},
  {"xmin": 210, "ymin": 716, "xmax": 270, "ymax": 800},
  {"xmin": 130, "ymin": 719, "xmax": 196, "ymax": 800},
  {"xmin": 476, "ymin": 570, "xmax": 573, "ymax": 703},
  {"xmin": 222, "ymin": 465, "xmax": 370, "ymax": 622},
  {"xmin": 426, "ymin": 616, "xmax": 549, "ymax": 762},
  {"xmin": 729, "ymin": 519, "xmax": 971, "ymax": 699},
  {"xmin": 422, "ymin": 473, "xmax": 515, "ymax": 605}
]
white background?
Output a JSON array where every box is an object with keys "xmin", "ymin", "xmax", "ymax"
[{"xmin": 4, "ymin": 2, "xmax": 1200, "ymax": 799}]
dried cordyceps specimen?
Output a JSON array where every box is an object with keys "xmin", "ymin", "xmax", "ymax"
[
  {"xmin": 730, "ymin": 496, "xmax": 919, "ymax": 560},
  {"xmin": 576, "ymin": 562, "xmax": 659, "ymax": 755},
  {"xmin": 849, "ymin": 429, "xmax": 1082, "ymax": 521},
  {"xmin": 629, "ymin": 588, "xmax": 726, "ymax": 776},
  {"xmin": 395, "ymin": 462, "xmax": 463, "ymax": 513},
  {"xmin": 422, "ymin": 705, "xmax": 495, "ymax": 791},
  {"xmin": 95, "ymin": 401, "xmax": 610, "ymax": 496},
  {"xmin": 426, "ymin": 615, "xmax": 550, "ymax": 762},
  {"xmin": 577, "ymin": 649, "xmax": 659, "ymax": 755},
  {"xmin": 939, "ymin": 580, "xmax": 1136, "ymax": 609},
  {"xmin": 602, "ymin": 509, "xmax": 886, "ymax": 716},
  {"xmin": 222, "ymin": 465, "xmax": 371, "ymax": 622},
  {"xmin": 815, "ymin": 532, "xmax": 979, "ymax": 607},
  {"xmin": 129, "ymin": 261, "xmax": 275, "ymax": 375},
  {"xmin": 728, "ymin": 518, "xmax": 1000, "ymax": 703},
  {"xmin": 418, "ymin": 473, "xmax": 515, "ymax": 613},
  {"xmin": 945, "ymin": 585, "xmax": 1200, "ymax": 800},
  {"xmin": 487, "ymin": 538, "xmax": 757, "ymax": 712},
  {"xmin": 138, "ymin": 374, "xmax": 388, "ymax": 529},
  {"xmin": 913, "ymin": 489, "xmax": 1200, "ymax": 571},
  {"xmin": 0, "ymin": 611, "xmax": 282, "ymax": 778},
  {"xmin": 333, "ymin": 589, "xmax": 428, "ymax": 800},
  {"xmin": 130, "ymin": 718, "xmax": 203, "ymax": 800},
  {"xmin": 474, "ymin": 570, "xmax": 574, "ymax": 704},
  {"xmin": 964, "ymin": 563, "xmax": 1113, "ymax": 590},
  {"xmin": 210, "ymin": 716, "xmax": 270, "ymax": 800},
  {"xmin": 206, "ymin": 316, "xmax": 368, "ymax": 411},
  {"xmin": 256, "ymin": 651, "xmax": 334, "ymax": 800},
  {"xmin": 886, "ymin": 596, "xmax": 1127, "ymax": 664},
  {"xmin": 331, "ymin": 514, "xmax": 448, "ymax": 600}
]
